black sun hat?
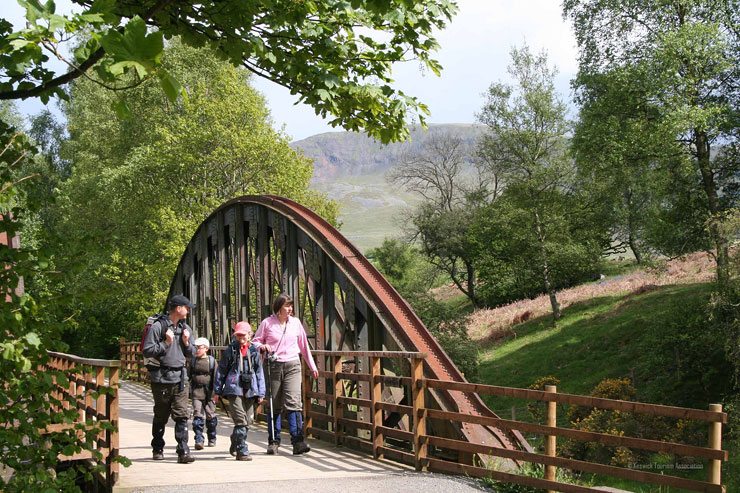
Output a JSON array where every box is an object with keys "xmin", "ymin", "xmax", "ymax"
[{"xmin": 169, "ymin": 294, "xmax": 195, "ymax": 309}]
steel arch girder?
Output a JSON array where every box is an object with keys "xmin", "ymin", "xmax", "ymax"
[{"xmin": 167, "ymin": 195, "xmax": 528, "ymax": 454}]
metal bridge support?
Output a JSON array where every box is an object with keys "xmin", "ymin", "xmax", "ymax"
[{"xmin": 167, "ymin": 195, "xmax": 527, "ymax": 458}]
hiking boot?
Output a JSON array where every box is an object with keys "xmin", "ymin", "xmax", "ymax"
[
  {"xmin": 177, "ymin": 454, "xmax": 195, "ymax": 464},
  {"xmin": 194, "ymin": 442, "xmax": 204, "ymax": 450},
  {"xmin": 152, "ymin": 450, "xmax": 164, "ymax": 461},
  {"xmin": 266, "ymin": 443, "xmax": 279, "ymax": 455},
  {"xmin": 236, "ymin": 452, "xmax": 253, "ymax": 461},
  {"xmin": 292, "ymin": 441, "xmax": 310, "ymax": 456},
  {"xmin": 207, "ymin": 439, "xmax": 216, "ymax": 447}
]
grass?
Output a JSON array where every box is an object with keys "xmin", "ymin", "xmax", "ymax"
[
  {"xmin": 312, "ymin": 173, "xmax": 419, "ymax": 252},
  {"xmin": 469, "ymin": 281, "xmax": 736, "ymax": 492},
  {"xmin": 477, "ymin": 283, "xmax": 725, "ymax": 409}
]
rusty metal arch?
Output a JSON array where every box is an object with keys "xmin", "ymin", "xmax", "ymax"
[{"xmin": 167, "ymin": 195, "xmax": 527, "ymax": 454}]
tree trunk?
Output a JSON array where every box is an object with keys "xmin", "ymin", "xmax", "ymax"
[
  {"xmin": 628, "ymin": 230, "xmax": 643, "ymax": 265},
  {"xmin": 695, "ymin": 130, "xmax": 730, "ymax": 287},
  {"xmin": 534, "ymin": 210, "xmax": 561, "ymax": 320},
  {"xmin": 625, "ymin": 189, "xmax": 643, "ymax": 264},
  {"xmin": 465, "ymin": 260, "xmax": 478, "ymax": 307}
]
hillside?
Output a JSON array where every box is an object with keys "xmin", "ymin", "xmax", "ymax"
[
  {"xmin": 293, "ymin": 124, "xmax": 484, "ymax": 252},
  {"xmin": 461, "ymin": 253, "xmax": 738, "ymax": 491}
]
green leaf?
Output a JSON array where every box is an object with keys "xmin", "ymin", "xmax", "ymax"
[
  {"xmin": 111, "ymin": 99, "xmax": 131, "ymax": 119},
  {"xmin": 157, "ymin": 69, "xmax": 182, "ymax": 102},
  {"xmin": 100, "ymin": 16, "xmax": 163, "ymax": 75},
  {"xmin": 25, "ymin": 332, "xmax": 41, "ymax": 347}
]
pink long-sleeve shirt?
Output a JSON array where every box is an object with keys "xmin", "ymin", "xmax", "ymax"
[{"xmin": 252, "ymin": 314, "xmax": 318, "ymax": 373}]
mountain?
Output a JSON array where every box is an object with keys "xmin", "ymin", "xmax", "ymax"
[
  {"xmin": 292, "ymin": 123, "xmax": 484, "ymax": 182},
  {"xmin": 292, "ymin": 124, "xmax": 484, "ymax": 252}
]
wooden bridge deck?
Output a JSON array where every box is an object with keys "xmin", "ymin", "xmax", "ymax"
[{"xmin": 114, "ymin": 381, "xmax": 412, "ymax": 492}]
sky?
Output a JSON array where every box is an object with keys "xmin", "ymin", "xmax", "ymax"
[{"xmin": 8, "ymin": 0, "xmax": 579, "ymax": 142}]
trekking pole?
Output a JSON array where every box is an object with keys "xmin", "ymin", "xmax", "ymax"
[{"xmin": 266, "ymin": 352, "xmax": 275, "ymax": 442}]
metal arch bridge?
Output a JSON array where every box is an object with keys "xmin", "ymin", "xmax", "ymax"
[{"xmin": 165, "ymin": 194, "xmax": 529, "ymax": 456}]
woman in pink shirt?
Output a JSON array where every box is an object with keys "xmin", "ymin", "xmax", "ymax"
[{"xmin": 252, "ymin": 293, "xmax": 318, "ymax": 456}]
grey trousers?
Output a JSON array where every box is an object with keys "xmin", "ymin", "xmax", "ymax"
[
  {"xmin": 225, "ymin": 394, "xmax": 256, "ymax": 427},
  {"xmin": 267, "ymin": 359, "xmax": 303, "ymax": 412}
]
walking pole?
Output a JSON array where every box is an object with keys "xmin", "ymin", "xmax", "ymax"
[{"xmin": 266, "ymin": 352, "xmax": 275, "ymax": 444}]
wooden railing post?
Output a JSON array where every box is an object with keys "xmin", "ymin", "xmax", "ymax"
[
  {"xmin": 708, "ymin": 403, "xmax": 722, "ymax": 486},
  {"xmin": 333, "ymin": 355, "xmax": 343, "ymax": 445},
  {"xmin": 108, "ymin": 366, "xmax": 120, "ymax": 488},
  {"xmin": 119, "ymin": 338, "xmax": 125, "ymax": 374},
  {"xmin": 411, "ymin": 356, "xmax": 427, "ymax": 471},
  {"xmin": 370, "ymin": 356, "xmax": 383, "ymax": 459},
  {"xmin": 96, "ymin": 366, "xmax": 106, "ymax": 451},
  {"xmin": 545, "ymin": 384, "xmax": 557, "ymax": 491}
]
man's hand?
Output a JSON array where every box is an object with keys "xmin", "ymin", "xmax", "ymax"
[
  {"xmin": 259, "ymin": 344, "xmax": 272, "ymax": 353},
  {"xmin": 165, "ymin": 328, "xmax": 174, "ymax": 345},
  {"xmin": 182, "ymin": 328, "xmax": 190, "ymax": 345},
  {"xmin": 212, "ymin": 395, "xmax": 219, "ymax": 404}
]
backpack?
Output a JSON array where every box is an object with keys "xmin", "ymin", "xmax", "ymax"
[
  {"xmin": 140, "ymin": 313, "xmax": 168, "ymax": 367},
  {"xmin": 189, "ymin": 354, "xmax": 216, "ymax": 398},
  {"xmin": 189, "ymin": 354, "xmax": 216, "ymax": 375}
]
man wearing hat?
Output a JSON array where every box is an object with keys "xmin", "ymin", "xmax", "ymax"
[
  {"xmin": 189, "ymin": 336, "xmax": 218, "ymax": 450},
  {"xmin": 142, "ymin": 294, "xmax": 198, "ymax": 463}
]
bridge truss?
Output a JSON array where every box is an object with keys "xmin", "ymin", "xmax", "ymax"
[{"xmin": 167, "ymin": 195, "xmax": 528, "ymax": 459}]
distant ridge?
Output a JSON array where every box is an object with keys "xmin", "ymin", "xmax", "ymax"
[{"xmin": 291, "ymin": 123, "xmax": 483, "ymax": 182}]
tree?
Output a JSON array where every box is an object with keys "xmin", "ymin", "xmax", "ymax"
[
  {"xmin": 572, "ymin": 66, "xmax": 662, "ymax": 264},
  {"xmin": 475, "ymin": 45, "xmax": 603, "ymax": 320},
  {"xmin": 0, "ymin": 113, "xmax": 126, "ymax": 491},
  {"xmin": 387, "ymin": 128, "xmax": 493, "ymax": 307},
  {"xmin": 1, "ymin": 0, "xmax": 457, "ymax": 143},
  {"xmin": 39, "ymin": 40, "xmax": 337, "ymax": 356},
  {"xmin": 564, "ymin": 0, "xmax": 739, "ymax": 286},
  {"xmin": 471, "ymin": 189, "xmax": 602, "ymax": 308},
  {"xmin": 368, "ymin": 238, "xmax": 479, "ymax": 379}
]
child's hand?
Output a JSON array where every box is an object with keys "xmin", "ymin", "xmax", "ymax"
[{"xmin": 212, "ymin": 395, "xmax": 219, "ymax": 404}]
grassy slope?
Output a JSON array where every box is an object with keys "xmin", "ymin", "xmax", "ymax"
[
  {"xmin": 473, "ymin": 282, "xmax": 737, "ymax": 491},
  {"xmin": 312, "ymin": 173, "xmax": 419, "ymax": 252}
]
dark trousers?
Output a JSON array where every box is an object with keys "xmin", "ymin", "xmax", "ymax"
[
  {"xmin": 151, "ymin": 381, "xmax": 191, "ymax": 455},
  {"xmin": 192, "ymin": 398, "xmax": 217, "ymax": 444}
]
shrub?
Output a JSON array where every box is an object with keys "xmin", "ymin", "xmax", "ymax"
[{"xmin": 526, "ymin": 375, "xmax": 561, "ymax": 423}]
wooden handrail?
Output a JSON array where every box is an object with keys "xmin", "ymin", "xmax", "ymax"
[
  {"xmin": 45, "ymin": 351, "xmax": 120, "ymax": 490},
  {"xmin": 119, "ymin": 342, "xmax": 729, "ymax": 492},
  {"xmin": 424, "ymin": 378, "xmax": 728, "ymax": 423}
]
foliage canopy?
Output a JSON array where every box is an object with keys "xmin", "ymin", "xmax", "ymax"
[{"xmin": 1, "ymin": 0, "xmax": 458, "ymax": 143}]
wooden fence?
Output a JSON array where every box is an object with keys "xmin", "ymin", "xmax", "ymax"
[
  {"xmin": 120, "ymin": 343, "xmax": 728, "ymax": 492},
  {"xmin": 45, "ymin": 351, "xmax": 120, "ymax": 490}
]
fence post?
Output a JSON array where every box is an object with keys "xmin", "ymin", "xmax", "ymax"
[
  {"xmin": 708, "ymin": 403, "xmax": 722, "ymax": 486},
  {"xmin": 108, "ymin": 365, "xmax": 120, "ymax": 488},
  {"xmin": 370, "ymin": 356, "xmax": 384, "ymax": 459},
  {"xmin": 119, "ymin": 338, "xmax": 125, "ymax": 374},
  {"xmin": 333, "ymin": 355, "xmax": 343, "ymax": 445},
  {"xmin": 411, "ymin": 356, "xmax": 427, "ymax": 471},
  {"xmin": 545, "ymin": 384, "xmax": 557, "ymax": 491}
]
